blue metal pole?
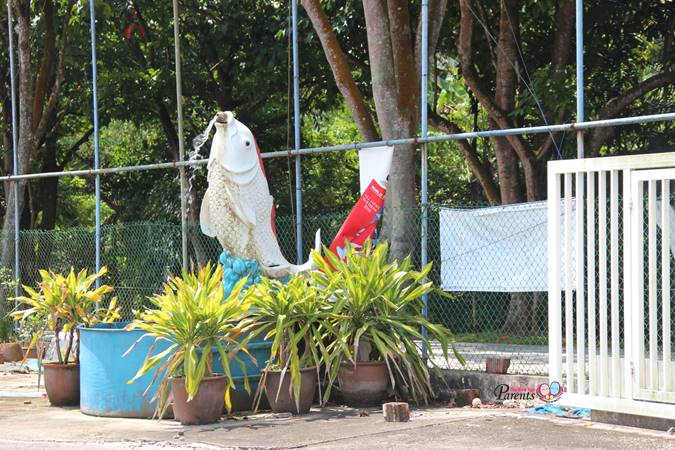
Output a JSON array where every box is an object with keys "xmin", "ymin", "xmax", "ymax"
[
  {"xmin": 173, "ymin": 0, "xmax": 189, "ymax": 271},
  {"xmin": 576, "ymin": 0, "xmax": 584, "ymax": 158},
  {"xmin": 420, "ymin": 0, "xmax": 430, "ymax": 357},
  {"xmin": 292, "ymin": 0, "xmax": 303, "ymax": 263},
  {"xmin": 89, "ymin": 0, "xmax": 101, "ymax": 285},
  {"xmin": 7, "ymin": 1, "xmax": 20, "ymax": 307}
]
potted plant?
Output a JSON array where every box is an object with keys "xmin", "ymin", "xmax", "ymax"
[
  {"xmin": 12, "ymin": 267, "xmax": 119, "ymax": 406},
  {"xmin": 0, "ymin": 313, "xmax": 22, "ymax": 363},
  {"xmin": 311, "ymin": 240, "xmax": 464, "ymax": 406},
  {"xmin": 126, "ymin": 263, "xmax": 252, "ymax": 425},
  {"xmin": 243, "ymin": 275, "xmax": 333, "ymax": 414},
  {"xmin": 1, "ymin": 269, "xmax": 22, "ymax": 363},
  {"xmin": 18, "ymin": 313, "xmax": 47, "ymax": 359}
]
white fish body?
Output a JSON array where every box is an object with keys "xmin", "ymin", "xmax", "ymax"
[{"xmin": 200, "ymin": 111, "xmax": 318, "ymax": 278}]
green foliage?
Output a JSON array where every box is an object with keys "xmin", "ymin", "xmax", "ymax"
[
  {"xmin": 243, "ymin": 274, "xmax": 334, "ymax": 411},
  {"xmin": 311, "ymin": 240, "xmax": 464, "ymax": 404},
  {"xmin": 126, "ymin": 263, "xmax": 252, "ymax": 417},
  {"xmin": 11, "ymin": 267, "xmax": 119, "ymax": 363},
  {"xmin": 0, "ymin": 314, "xmax": 17, "ymax": 343}
]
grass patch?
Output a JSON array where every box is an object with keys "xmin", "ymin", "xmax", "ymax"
[{"xmin": 455, "ymin": 331, "xmax": 548, "ymax": 346}]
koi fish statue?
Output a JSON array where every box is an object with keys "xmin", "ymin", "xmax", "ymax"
[{"xmin": 199, "ymin": 111, "xmax": 319, "ymax": 278}]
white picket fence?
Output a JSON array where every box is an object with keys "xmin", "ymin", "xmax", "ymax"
[{"xmin": 548, "ymin": 152, "xmax": 675, "ymax": 419}]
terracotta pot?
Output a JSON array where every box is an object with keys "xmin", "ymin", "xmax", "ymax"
[
  {"xmin": 171, "ymin": 375, "xmax": 226, "ymax": 425},
  {"xmin": 22, "ymin": 346, "xmax": 40, "ymax": 359},
  {"xmin": 0, "ymin": 342, "xmax": 23, "ymax": 362},
  {"xmin": 43, "ymin": 363, "xmax": 80, "ymax": 406},
  {"xmin": 264, "ymin": 367, "xmax": 317, "ymax": 414},
  {"xmin": 338, "ymin": 360, "xmax": 389, "ymax": 406},
  {"xmin": 485, "ymin": 357, "xmax": 510, "ymax": 374}
]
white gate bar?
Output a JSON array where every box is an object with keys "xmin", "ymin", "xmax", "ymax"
[
  {"xmin": 610, "ymin": 170, "xmax": 621, "ymax": 397},
  {"xmin": 631, "ymin": 177, "xmax": 645, "ymax": 390},
  {"xmin": 587, "ymin": 171, "xmax": 597, "ymax": 395},
  {"xmin": 576, "ymin": 173, "xmax": 586, "ymax": 394},
  {"xmin": 550, "ymin": 152, "xmax": 675, "ymax": 175},
  {"xmin": 662, "ymin": 179, "xmax": 672, "ymax": 393},
  {"xmin": 647, "ymin": 180, "xmax": 658, "ymax": 390},
  {"xmin": 548, "ymin": 173, "xmax": 563, "ymax": 383},
  {"xmin": 598, "ymin": 171, "xmax": 609, "ymax": 397},
  {"xmin": 564, "ymin": 173, "xmax": 575, "ymax": 391},
  {"xmin": 622, "ymin": 168, "xmax": 633, "ymax": 400}
]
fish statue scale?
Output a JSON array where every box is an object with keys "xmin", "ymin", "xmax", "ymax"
[{"xmin": 200, "ymin": 111, "xmax": 319, "ymax": 278}]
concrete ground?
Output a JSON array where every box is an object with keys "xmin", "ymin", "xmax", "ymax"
[{"xmin": 1, "ymin": 367, "xmax": 674, "ymax": 450}]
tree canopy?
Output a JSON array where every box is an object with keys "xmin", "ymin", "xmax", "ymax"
[{"xmin": 0, "ymin": 0, "xmax": 672, "ymax": 235}]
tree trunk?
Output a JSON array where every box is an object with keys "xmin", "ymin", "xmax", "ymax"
[
  {"xmin": 37, "ymin": 131, "xmax": 59, "ymax": 230},
  {"xmin": 301, "ymin": 0, "xmax": 378, "ymax": 142},
  {"xmin": 362, "ymin": 0, "xmax": 418, "ymax": 261},
  {"xmin": 2, "ymin": 0, "xmax": 34, "ymax": 271},
  {"xmin": 1, "ymin": 0, "xmax": 71, "ymax": 270}
]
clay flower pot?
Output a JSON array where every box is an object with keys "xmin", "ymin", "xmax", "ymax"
[
  {"xmin": 338, "ymin": 360, "xmax": 389, "ymax": 406},
  {"xmin": 21, "ymin": 346, "xmax": 42, "ymax": 359},
  {"xmin": 485, "ymin": 357, "xmax": 511, "ymax": 374},
  {"xmin": 171, "ymin": 375, "xmax": 227, "ymax": 425},
  {"xmin": 0, "ymin": 342, "xmax": 23, "ymax": 362},
  {"xmin": 43, "ymin": 363, "xmax": 80, "ymax": 406},
  {"xmin": 264, "ymin": 367, "xmax": 317, "ymax": 415}
]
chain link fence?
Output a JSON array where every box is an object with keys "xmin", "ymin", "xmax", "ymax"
[{"xmin": 2, "ymin": 204, "xmax": 550, "ymax": 375}]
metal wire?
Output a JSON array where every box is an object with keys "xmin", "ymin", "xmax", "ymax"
[{"xmin": 0, "ymin": 113, "xmax": 671, "ymax": 183}]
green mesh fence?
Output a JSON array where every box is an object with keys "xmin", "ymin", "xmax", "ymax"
[{"xmin": 3, "ymin": 205, "xmax": 549, "ymax": 375}]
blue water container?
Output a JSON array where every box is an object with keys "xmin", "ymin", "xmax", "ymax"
[
  {"xmin": 80, "ymin": 322, "xmax": 169, "ymax": 418},
  {"xmin": 80, "ymin": 322, "xmax": 271, "ymax": 416}
]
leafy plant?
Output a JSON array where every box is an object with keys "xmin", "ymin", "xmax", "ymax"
[
  {"xmin": 242, "ymin": 274, "xmax": 335, "ymax": 411},
  {"xmin": 126, "ymin": 263, "xmax": 252, "ymax": 418},
  {"xmin": 17, "ymin": 312, "xmax": 47, "ymax": 344},
  {"xmin": 0, "ymin": 314, "xmax": 17, "ymax": 342},
  {"xmin": 311, "ymin": 240, "xmax": 464, "ymax": 404},
  {"xmin": 11, "ymin": 267, "xmax": 119, "ymax": 364}
]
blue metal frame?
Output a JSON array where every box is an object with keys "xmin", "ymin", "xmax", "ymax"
[
  {"xmin": 292, "ymin": 0, "xmax": 303, "ymax": 263},
  {"xmin": 88, "ymin": 0, "xmax": 101, "ymax": 285},
  {"xmin": 576, "ymin": 0, "xmax": 584, "ymax": 158}
]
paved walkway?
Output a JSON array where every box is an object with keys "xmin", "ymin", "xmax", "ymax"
[
  {"xmin": 0, "ymin": 396, "xmax": 673, "ymax": 450},
  {"xmin": 1, "ymin": 369, "xmax": 674, "ymax": 450}
]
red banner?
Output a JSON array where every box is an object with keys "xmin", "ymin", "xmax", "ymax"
[{"xmin": 329, "ymin": 179, "xmax": 387, "ymax": 259}]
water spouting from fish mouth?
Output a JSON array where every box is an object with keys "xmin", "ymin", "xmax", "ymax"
[{"xmin": 185, "ymin": 114, "xmax": 219, "ymax": 209}]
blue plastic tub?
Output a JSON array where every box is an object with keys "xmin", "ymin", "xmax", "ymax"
[
  {"xmin": 80, "ymin": 322, "xmax": 270, "ymax": 417},
  {"xmin": 79, "ymin": 322, "xmax": 170, "ymax": 418}
]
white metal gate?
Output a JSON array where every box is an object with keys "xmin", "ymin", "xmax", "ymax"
[
  {"xmin": 548, "ymin": 152, "xmax": 675, "ymax": 420},
  {"xmin": 630, "ymin": 169, "xmax": 674, "ymax": 404}
]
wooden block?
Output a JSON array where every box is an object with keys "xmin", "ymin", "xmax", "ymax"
[
  {"xmin": 455, "ymin": 388, "xmax": 481, "ymax": 406},
  {"xmin": 485, "ymin": 357, "xmax": 511, "ymax": 374},
  {"xmin": 383, "ymin": 402, "xmax": 410, "ymax": 422}
]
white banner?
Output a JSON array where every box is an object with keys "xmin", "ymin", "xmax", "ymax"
[
  {"xmin": 358, "ymin": 146, "xmax": 393, "ymax": 194},
  {"xmin": 439, "ymin": 201, "xmax": 576, "ymax": 292}
]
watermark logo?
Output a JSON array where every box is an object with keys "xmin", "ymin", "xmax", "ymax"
[
  {"xmin": 494, "ymin": 381, "xmax": 565, "ymax": 403},
  {"xmin": 535, "ymin": 381, "xmax": 564, "ymax": 403}
]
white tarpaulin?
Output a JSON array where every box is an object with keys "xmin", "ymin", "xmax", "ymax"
[
  {"xmin": 358, "ymin": 146, "xmax": 393, "ymax": 194},
  {"xmin": 440, "ymin": 201, "xmax": 576, "ymax": 292}
]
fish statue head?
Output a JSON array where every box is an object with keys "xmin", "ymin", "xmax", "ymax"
[{"xmin": 210, "ymin": 111, "xmax": 260, "ymax": 185}]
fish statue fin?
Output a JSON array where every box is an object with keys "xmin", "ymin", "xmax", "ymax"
[
  {"xmin": 199, "ymin": 195, "xmax": 216, "ymax": 237},
  {"xmin": 226, "ymin": 185, "xmax": 257, "ymax": 229}
]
